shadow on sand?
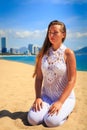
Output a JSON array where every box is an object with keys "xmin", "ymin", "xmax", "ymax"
[{"xmin": 0, "ymin": 110, "xmax": 30, "ymax": 126}]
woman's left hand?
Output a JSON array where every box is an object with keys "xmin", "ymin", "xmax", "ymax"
[{"xmin": 48, "ymin": 101, "xmax": 62, "ymax": 116}]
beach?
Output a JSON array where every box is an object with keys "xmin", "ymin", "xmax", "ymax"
[{"xmin": 0, "ymin": 59, "xmax": 87, "ymax": 130}]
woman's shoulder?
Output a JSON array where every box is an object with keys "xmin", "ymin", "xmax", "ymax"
[
  {"xmin": 65, "ymin": 48, "xmax": 75, "ymax": 61},
  {"xmin": 65, "ymin": 48, "xmax": 74, "ymax": 56}
]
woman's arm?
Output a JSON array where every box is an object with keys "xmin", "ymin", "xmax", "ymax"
[
  {"xmin": 33, "ymin": 57, "xmax": 43, "ymax": 111},
  {"xmin": 59, "ymin": 48, "xmax": 76, "ymax": 104},
  {"xmin": 35, "ymin": 57, "xmax": 43, "ymax": 99}
]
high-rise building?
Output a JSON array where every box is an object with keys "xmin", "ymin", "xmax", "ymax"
[
  {"xmin": 1, "ymin": 37, "xmax": 7, "ymax": 53},
  {"xmin": 28, "ymin": 44, "xmax": 34, "ymax": 54},
  {"xmin": 34, "ymin": 46, "xmax": 39, "ymax": 55}
]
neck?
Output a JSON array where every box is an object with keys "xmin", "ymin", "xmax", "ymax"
[{"xmin": 52, "ymin": 43, "xmax": 62, "ymax": 51}]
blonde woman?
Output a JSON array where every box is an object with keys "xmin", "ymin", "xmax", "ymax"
[{"xmin": 27, "ymin": 20, "xmax": 76, "ymax": 127}]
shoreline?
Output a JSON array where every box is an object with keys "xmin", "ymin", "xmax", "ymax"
[
  {"xmin": 0, "ymin": 59, "xmax": 87, "ymax": 130},
  {"xmin": 0, "ymin": 56, "xmax": 36, "ymax": 66},
  {"xmin": 0, "ymin": 55, "xmax": 87, "ymax": 71},
  {"xmin": 0, "ymin": 54, "xmax": 35, "ymax": 57}
]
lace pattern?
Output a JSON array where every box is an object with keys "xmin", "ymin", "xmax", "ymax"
[{"xmin": 41, "ymin": 44, "xmax": 68, "ymax": 101}]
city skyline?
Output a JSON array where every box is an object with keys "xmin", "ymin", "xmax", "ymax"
[
  {"xmin": 0, "ymin": 36, "xmax": 40, "ymax": 55},
  {"xmin": 0, "ymin": 0, "xmax": 87, "ymax": 51}
]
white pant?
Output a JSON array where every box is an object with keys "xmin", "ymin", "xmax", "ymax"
[{"xmin": 27, "ymin": 95, "xmax": 75, "ymax": 127}]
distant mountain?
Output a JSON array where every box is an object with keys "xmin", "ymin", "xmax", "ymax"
[{"xmin": 74, "ymin": 47, "xmax": 87, "ymax": 54}]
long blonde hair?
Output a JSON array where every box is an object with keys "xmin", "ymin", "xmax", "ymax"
[{"xmin": 33, "ymin": 20, "xmax": 66, "ymax": 77}]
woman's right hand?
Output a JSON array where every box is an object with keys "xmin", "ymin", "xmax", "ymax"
[{"xmin": 32, "ymin": 98, "xmax": 43, "ymax": 112}]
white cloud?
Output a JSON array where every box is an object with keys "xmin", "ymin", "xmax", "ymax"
[
  {"xmin": 15, "ymin": 29, "xmax": 47, "ymax": 39},
  {"xmin": 75, "ymin": 32, "xmax": 87, "ymax": 38},
  {"xmin": 0, "ymin": 29, "xmax": 14, "ymax": 37},
  {"xmin": 15, "ymin": 31, "xmax": 32, "ymax": 38},
  {"xmin": 0, "ymin": 29, "xmax": 87, "ymax": 41},
  {"xmin": 67, "ymin": 30, "xmax": 87, "ymax": 39},
  {"xmin": 0, "ymin": 30, "xmax": 6, "ymax": 37}
]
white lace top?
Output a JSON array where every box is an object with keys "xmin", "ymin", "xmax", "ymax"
[{"xmin": 41, "ymin": 44, "xmax": 74, "ymax": 102}]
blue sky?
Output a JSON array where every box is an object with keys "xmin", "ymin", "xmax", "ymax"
[{"xmin": 0, "ymin": 0, "xmax": 87, "ymax": 51}]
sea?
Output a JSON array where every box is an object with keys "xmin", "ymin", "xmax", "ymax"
[{"xmin": 0, "ymin": 54, "xmax": 87, "ymax": 71}]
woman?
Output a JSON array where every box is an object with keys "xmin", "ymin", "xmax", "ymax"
[{"xmin": 27, "ymin": 20, "xmax": 76, "ymax": 127}]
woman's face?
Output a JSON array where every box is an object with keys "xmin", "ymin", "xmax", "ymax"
[{"xmin": 48, "ymin": 24, "xmax": 65, "ymax": 47}]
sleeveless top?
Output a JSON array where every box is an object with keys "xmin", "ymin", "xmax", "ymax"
[{"xmin": 41, "ymin": 44, "xmax": 75, "ymax": 102}]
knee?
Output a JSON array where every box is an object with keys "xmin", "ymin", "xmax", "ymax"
[
  {"xmin": 27, "ymin": 111, "xmax": 39, "ymax": 126},
  {"xmin": 44, "ymin": 115, "xmax": 65, "ymax": 127},
  {"xmin": 44, "ymin": 118, "xmax": 58, "ymax": 127}
]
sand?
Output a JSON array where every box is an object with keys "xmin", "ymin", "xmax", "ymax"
[{"xmin": 0, "ymin": 59, "xmax": 87, "ymax": 130}]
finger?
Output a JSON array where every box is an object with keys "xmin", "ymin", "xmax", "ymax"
[
  {"xmin": 32, "ymin": 103, "xmax": 36, "ymax": 111},
  {"xmin": 37, "ymin": 103, "xmax": 41, "ymax": 111},
  {"xmin": 48, "ymin": 106, "xmax": 53, "ymax": 113},
  {"xmin": 56, "ymin": 110, "xmax": 59, "ymax": 115},
  {"xmin": 48, "ymin": 107, "xmax": 56, "ymax": 116},
  {"xmin": 33, "ymin": 103, "xmax": 37, "ymax": 112},
  {"xmin": 48, "ymin": 105, "xmax": 55, "ymax": 112},
  {"xmin": 38, "ymin": 101, "xmax": 43, "ymax": 111},
  {"xmin": 40, "ymin": 102, "xmax": 43, "ymax": 109},
  {"xmin": 36, "ymin": 103, "xmax": 39, "ymax": 112}
]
